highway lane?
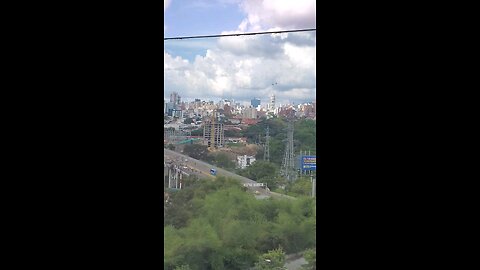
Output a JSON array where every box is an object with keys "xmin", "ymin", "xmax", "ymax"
[{"xmin": 164, "ymin": 148, "xmax": 294, "ymax": 200}]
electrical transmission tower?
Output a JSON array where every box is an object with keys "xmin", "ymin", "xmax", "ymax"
[
  {"xmin": 281, "ymin": 121, "xmax": 296, "ymax": 181},
  {"xmin": 264, "ymin": 126, "xmax": 270, "ymax": 162}
]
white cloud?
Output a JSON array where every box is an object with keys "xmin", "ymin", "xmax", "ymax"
[
  {"xmin": 164, "ymin": 0, "xmax": 171, "ymax": 12},
  {"xmin": 164, "ymin": 32, "xmax": 316, "ymax": 104},
  {"xmin": 238, "ymin": 0, "xmax": 316, "ymax": 31}
]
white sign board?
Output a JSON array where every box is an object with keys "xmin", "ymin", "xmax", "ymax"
[{"xmin": 243, "ymin": 183, "xmax": 265, "ymax": 187}]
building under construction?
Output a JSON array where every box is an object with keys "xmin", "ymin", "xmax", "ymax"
[{"xmin": 203, "ymin": 117, "xmax": 225, "ymax": 148}]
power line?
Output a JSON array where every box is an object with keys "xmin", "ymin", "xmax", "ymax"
[{"xmin": 164, "ymin": 28, "xmax": 316, "ymax": 41}]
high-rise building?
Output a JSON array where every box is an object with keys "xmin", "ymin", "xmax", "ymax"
[
  {"xmin": 243, "ymin": 107, "xmax": 257, "ymax": 119},
  {"xmin": 269, "ymin": 94, "xmax": 276, "ymax": 111},
  {"xmin": 251, "ymin": 98, "xmax": 261, "ymax": 108},
  {"xmin": 169, "ymin": 92, "xmax": 176, "ymax": 103},
  {"xmin": 203, "ymin": 120, "xmax": 225, "ymax": 148},
  {"xmin": 170, "ymin": 92, "xmax": 181, "ymax": 106},
  {"xmin": 165, "ymin": 102, "xmax": 175, "ymax": 116},
  {"xmin": 172, "ymin": 109, "xmax": 183, "ymax": 118}
]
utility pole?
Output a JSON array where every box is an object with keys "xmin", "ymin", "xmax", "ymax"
[
  {"xmin": 264, "ymin": 126, "xmax": 270, "ymax": 162},
  {"xmin": 300, "ymin": 150, "xmax": 304, "ymax": 175},
  {"xmin": 311, "ymin": 176, "xmax": 316, "ymax": 198},
  {"xmin": 288, "ymin": 121, "xmax": 296, "ymax": 181}
]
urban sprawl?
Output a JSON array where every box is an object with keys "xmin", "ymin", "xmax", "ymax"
[{"xmin": 164, "ymin": 91, "xmax": 316, "ymax": 172}]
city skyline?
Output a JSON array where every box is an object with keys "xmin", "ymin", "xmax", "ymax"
[{"xmin": 163, "ymin": 92, "xmax": 315, "ymax": 107}]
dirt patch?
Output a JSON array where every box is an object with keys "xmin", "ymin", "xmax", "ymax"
[
  {"xmin": 209, "ymin": 149, "xmax": 237, "ymax": 161},
  {"xmin": 244, "ymin": 144, "xmax": 260, "ymax": 155},
  {"xmin": 219, "ymin": 144, "xmax": 260, "ymax": 156}
]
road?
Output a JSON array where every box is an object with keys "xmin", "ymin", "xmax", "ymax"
[
  {"xmin": 164, "ymin": 148, "xmax": 294, "ymax": 200},
  {"xmin": 285, "ymin": 257, "xmax": 307, "ymax": 270},
  {"xmin": 284, "ymin": 253, "xmax": 307, "ymax": 270}
]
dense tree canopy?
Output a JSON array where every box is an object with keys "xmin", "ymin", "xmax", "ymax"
[
  {"xmin": 301, "ymin": 248, "xmax": 316, "ymax": 270},
  {"xmin": 164, "ymin": 177, "xmax": 316, "ymax": 270},
  {"xmin": 211, "ymin": 152, "xmax": 236, "ymax": 170},
  {"xmin": 254, "ymin": 248, "xmax": 287, "ymax": 270},
  {"xmin": 294, "ymin": 119, "xmax": 316, "ymax": 155},
  {"xmin": 238, "ymin": 161, "xmax": 277, "ymax": 181}
]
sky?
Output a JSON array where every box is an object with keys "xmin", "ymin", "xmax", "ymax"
[{"xmin": 164, "ymin": 0, "xmax": 316, "ymax": 106}]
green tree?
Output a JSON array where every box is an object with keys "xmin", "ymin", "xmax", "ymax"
[
  {"xmin": 294, "ymin": 119, "xmax": 316, "ymax": 154},
  {"xmin": 183, "ymin": 144, "xmax": 210, "ymax": 161},
  {"xmin": 163, "ymin": 176, "xmax": 316, "ymax": 270},
  {"xmin": 164, "ymin": 188, "xmax": 195, "ymax": 228},
  {"xmin": 212, "ymin": 152, "xmax": 236, "ymax": 170},
  {"xmin": 183, "ymin": 118, "xmax": 194, "ymax": 125},
  {"xmin": 257, "ymin": 175, "xmax": 286, "ymax": 191},
  {"xmin": 239, "ymin": 161, "xmax": 277, "ymax": 181},
  {"xmin": 254, "ymin": 248, "xmax": 287, "ymax": 270},
  {"xmin": 287, "ymin": 178, "xmax": 313, "ymax": 197},
  {"xmin": 255, "ymin": 147, "xmax": 265, "ymax": 160},
  {"xmin": 190, "ymin": 128, "xmax": 203, "ymax": 136},
  {"xmin": 181, "ymin": 219, "xmax": 222, "ymax": 270},
  {"xmin": 174, "ymin": 265, "xmax": 192, "ymax": 270},
  {"xmin": 224, "ymin": 129, "xmax": 238, "ymax": 137},
  {"xmin": 301, "ymin": 249, "xmax": 316, "ymax": 270},
  {"xmin": 164, "ymin": 226, "xmax": 186, "ymax": 269},
  {"xmin": 242, "ymin": 118, "xmax": 286, "ymax": 145},
  {"xmin": 268, "ymin": 138, "xmax": 285, "ymax": 166},
  {"xmin": 181, "ymin": 175, "xmax": 199, "ymax": 188}
]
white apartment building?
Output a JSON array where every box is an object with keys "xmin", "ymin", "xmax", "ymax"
[{"xmin": 237, "ymin": 155, "xmax": 256, "ymax": 169}]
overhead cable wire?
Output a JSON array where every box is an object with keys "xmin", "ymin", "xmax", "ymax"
[{"xmin": 164, "ymin": 28, "xmax": 316, "ymax": 40}]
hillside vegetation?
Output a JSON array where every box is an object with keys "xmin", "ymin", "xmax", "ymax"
[{"xmin": 164, "ymin": 177, "xmax": 316, "ymax": 270}]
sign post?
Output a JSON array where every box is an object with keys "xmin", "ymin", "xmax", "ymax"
[
  {"xmin": 243, "ymin": 183, "xmax": 265, "ymax": 187},
  {"xmin": 301, "ymin": 155, "xmax": 316, "ymax": 172}
]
